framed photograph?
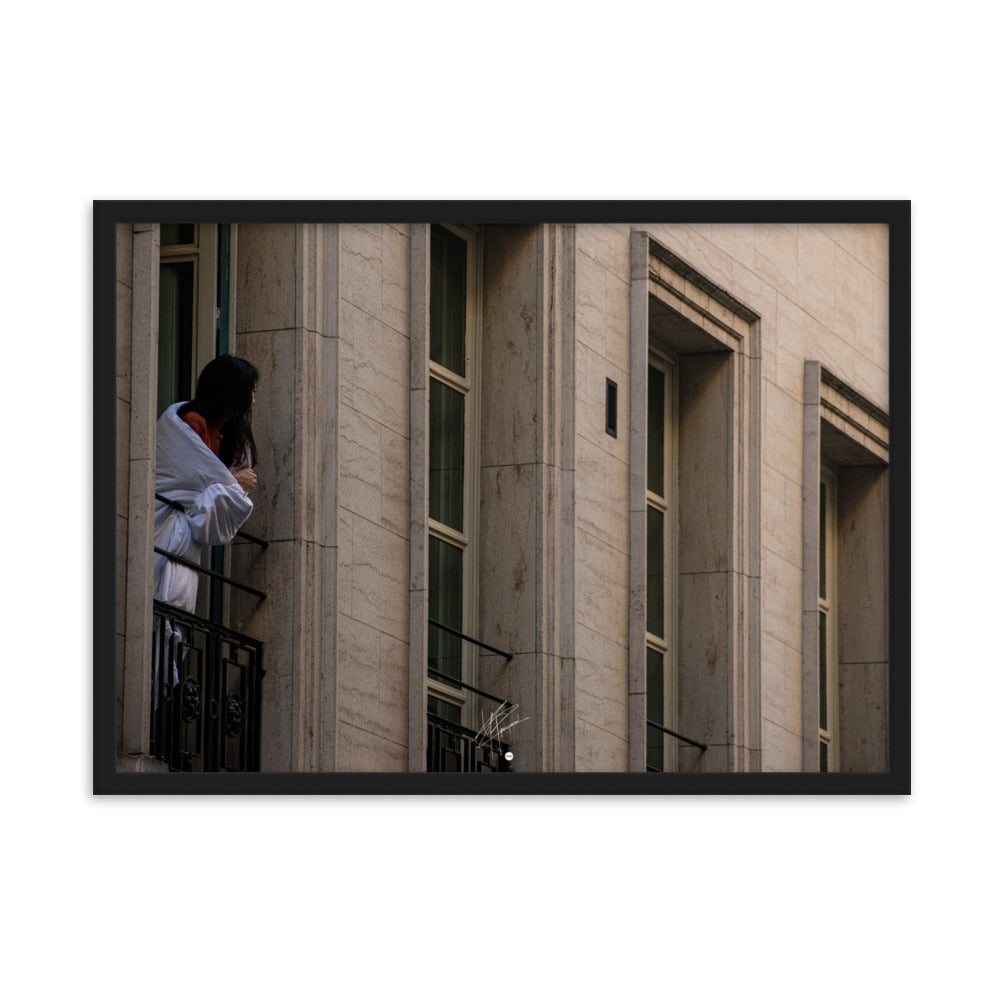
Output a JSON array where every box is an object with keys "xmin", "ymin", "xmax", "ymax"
[{"xmin": 94, "ymin": 201, "xmax": 909, "ymax": 793}]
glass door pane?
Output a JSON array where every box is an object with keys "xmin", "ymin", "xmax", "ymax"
[
  {"xmin": 429, "ymin": 378, "xmax": 465, "ymax": 531},
  {"xmin": 646, "ymin": 647, "xmax": 664, "ymax": 771},
  {"xmin": 429, "ymin": 536, "xmax": 463, "ymax": 685},
  {"xmin": 647, "ymin": 363, "xmax": 665, "ymax": 496},
  {"xmin": 430, "ymin": 225, "xmax": 467, "ymax": 376},
  {"xmin": 819, "ymin": 610, "xmax": 828, "ymax": 731},
  {"xmin": 646, "ymin": 506, "xmax": 665, "ymax": 639}
]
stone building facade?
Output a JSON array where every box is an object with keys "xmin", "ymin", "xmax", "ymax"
[{"xmin": 114, "ymin": 215, "xmax": 891, "ymax": 774}]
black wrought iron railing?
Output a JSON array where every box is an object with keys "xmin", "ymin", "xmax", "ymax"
[
  {"xmin": 427, "ymin": 711, "xmax": 513, "ymax": 773},
  {"xmin": 151, "ymin": 601, "xmax": 264, "ymax": 771},
  {"xmin": 151, "ymin": 494, "xmax": 267, "ymax": 771},
  {"xmin": 428, "ymin": 619, "xmax": 513, "ymax": 662},
  {"xmin": 427, "ymin": 620, "xmax": 516, "ymax": 772},
  {"xmin": 645, "ymin": 718, "xmax": 707, "ymax": 772}
]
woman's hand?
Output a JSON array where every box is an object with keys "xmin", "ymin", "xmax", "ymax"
[{"xmin": 234, "ymin": 468, "xmax": 258, "ymax": 493}]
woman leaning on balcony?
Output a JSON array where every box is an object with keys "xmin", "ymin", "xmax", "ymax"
[{"xmin": 152, "ymin": 354, "xmax": 260, "ymax": 613}]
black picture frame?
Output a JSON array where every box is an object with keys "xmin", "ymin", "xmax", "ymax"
[{"xmin": 94, "ymin": 199, "xmax": 910, "ymax": 795}]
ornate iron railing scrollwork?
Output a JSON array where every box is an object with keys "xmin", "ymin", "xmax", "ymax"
[{"xmin": 151, "ymin": 602, "xmax": 264, "ymax": 772}]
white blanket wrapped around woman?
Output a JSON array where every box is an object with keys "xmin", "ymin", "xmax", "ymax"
[{"xmin": 153, "ymin": 402, "xmax": 254, "ymax": 613}]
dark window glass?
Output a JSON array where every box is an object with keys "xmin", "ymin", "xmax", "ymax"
[
  {"xmin": 819, "ymin": 741, "xmax": 829, "ymax": 772},
  {"xmin": 429, "ymin": 378, "xmax": 465, "ymax": 531},
  {"xmin": 647, "ymin": 364, "xmax": 665, "ymax": 496},
  {"xmin": 161, "ymin": 223, "xmax": 196, "ymax": 246},
  {"xmin": 429, "ymin": 536, "xmax": 463, "ymax": 684},
  {"xmin": 819, "ymin": 610, "xmax": 828, "ymax": 731},
  {"xmin": 430, "ymin": 225, "xmax": 467, "ymax": 377},
  {"xmin": 428, "ymin": 696, "xmax": 462, "ymax": 725},
  {"xmin": 158, "ymin": 260, "xmax": 195, "ymax": 415},
  {"xmin": 647, "ymin": 506, "xmax": 665, "ymax": 638},
  {"xmin": 819, "ymin": 481, "xmax": 827, "ymax": 601},
  {"xmin": 646, "ymin": 647, "xmax": 664, "ymax": 771}
]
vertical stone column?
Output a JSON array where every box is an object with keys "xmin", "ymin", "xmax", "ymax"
[
  {"xmin": 408, "ymin": 224, "xmax": 430, "ymax": 772},
  {"xmin": 535, "ymin": 223, "xmax": 576, "ymax": 771},
  {"xmin": 479, "ymin": 224, "xmax": 540, "ymax": 768},
  {"xmin": 553, "ymin": 224, "xmax": 577, "ymax": 773},
  {"xmin": 120, "ymin": 223, "xmax": 159, "ymax": 759},
  {"xmin": 234, "ymin": 223, "xmax": 340, "ymax": 772},
  {"xmin": 627, "ymin": 231, "xmax": 650, "ymax": 772},
  {"xmin": 801, "ymin": 360, "xmax": 822, "ymax": 771},
  {"xmin": 745, "ymin": 324, "xmax": 764, "ymax": 772},
  {"xmin": 116, "ymin": 223, "xmax": 133, "ymax": 754},
  {"xmin": 478, "ymin": 224, "xmax": 574, "ymax": 771},
  {"xmin": 335, "ymin": 223, "xmax": 411, "ymax": 770}
]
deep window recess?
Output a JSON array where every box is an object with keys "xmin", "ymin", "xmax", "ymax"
[
  {"xmin": 427, "ymin": 224, "xmax": 481, "ymax": 729},
  {"xmin": 646, "ymin": 353, "xmax": 678, "ymax": 772},
  {"xmin": 803, "ymin": 360, "xmax": 889, "ymax": 774}
]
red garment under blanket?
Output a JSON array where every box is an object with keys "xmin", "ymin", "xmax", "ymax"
[{"xmin": 181, "ymin": 410, "xmax": 223, "ymax": 457}]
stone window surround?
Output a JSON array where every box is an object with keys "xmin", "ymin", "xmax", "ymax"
[
  {"xmin": 802, "ymin": 360, "xmax": 890, "ymax": 772},
  {"xmin": 628, "ymin": 232, "xmax": 762, "ymax": 772}
]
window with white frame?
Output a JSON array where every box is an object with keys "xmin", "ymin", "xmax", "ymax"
[
  {"xmin": 818, "ymin": 461, "xmax": 839, "ymax": 772},
  {"xmin": 646, "ymin": 352, "xmax": 678, "ymax": 771},
  {"xmin": 157, "ymin": 224, "xmax": 226, "ymax": 416},
  {"xmin": 427, "ymin": 224, "xmax": 482, "ymax": 730}
]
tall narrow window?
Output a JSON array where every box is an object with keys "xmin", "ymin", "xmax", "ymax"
[
  {"xmin": 427, "ymin": 225, "xmax": 481, "ymax": 731},
  {"xmin": 158, "ymin": 258, "xmax": 195, "ymax": 416},
  {"xmin": 818, "ymin": 462, "xmax": 838, "ymax": 771},
  {"xmin": 157, "ymin": 224, "xmax": 221, "ymax": 416},
  {"xmin": 646, "ymin": 353, "xmax": 677, "ymax": 771}
]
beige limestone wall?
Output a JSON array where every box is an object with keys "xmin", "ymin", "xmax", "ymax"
[
  {"xmin": 478, "ymin": 224, "xmax": 565, "ymax": 771},
  {"xmin": 640, "ymin": 223, "xmax": 888, "ymax": 772},
  {"xmin": 115, "ymin": 223, "xmax": 132, "ymax": 751},
  {"xmin": 336, "ymin": 223, "xmax": 411, "ymax": 771},
  {"xmin": 234, "ymin": 222, "xmax": 415, "ymax": 773},
  {"xmin": 119, "ymin": 219, "xmax": 887, "ymax": 775},
  {"xmin": 117, "ymin": 223, "xmax": 159, "ymax": 765},
  {"xmin": 233, "ymin": 224, "xmax": 343, "ymax": 772},
  {"xmin": 573, "ymin": 225, "xmax": 632, "ymax": 771},
  {"xmin": 567, "ymin": 223, "xmax": 887, "ymax": 773}
]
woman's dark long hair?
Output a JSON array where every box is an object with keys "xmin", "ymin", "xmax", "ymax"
[{"xmin": 180, "ymin": 355, "xmax": 259, "ymax": 469}]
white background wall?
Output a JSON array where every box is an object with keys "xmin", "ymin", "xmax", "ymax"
[{"xmin": 4, "ymin": 3, "xmax": 992, "ymax": 999}]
